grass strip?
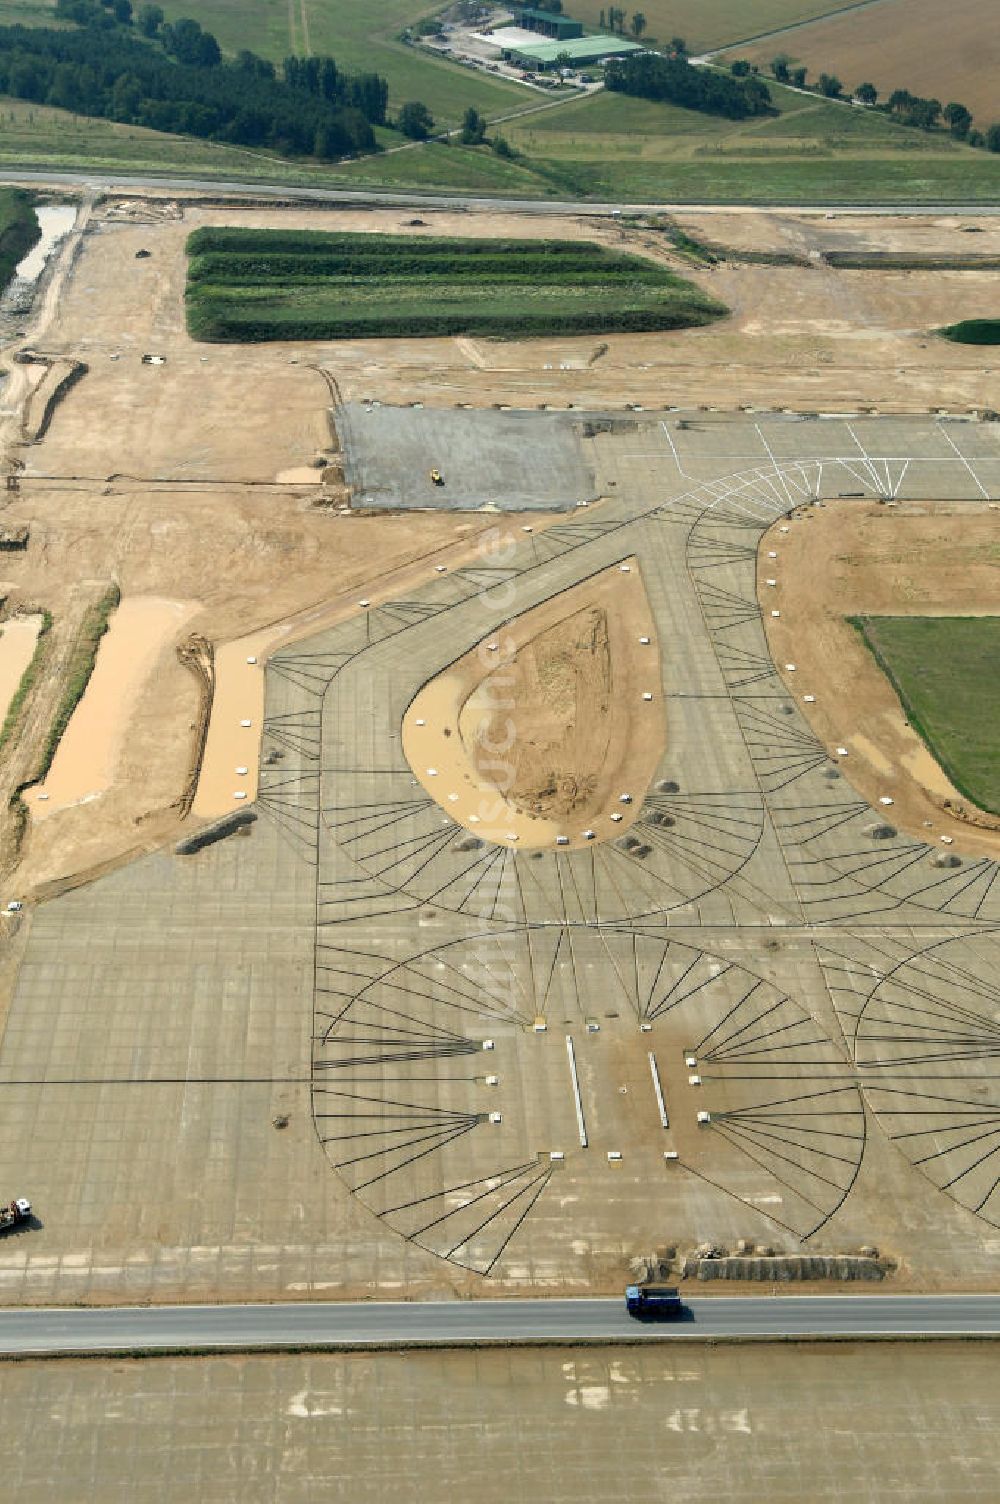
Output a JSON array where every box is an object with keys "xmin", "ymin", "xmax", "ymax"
[
  {"xmin": 850, "ymin": 614, "xmax": 1000, "ymax": 815},
  {"xmin": 0, "ymin": 610, "xmax": 53, "ymax": 757},
  {"xmin": 36, "ymin": 585, "xmax": 120, "ymax": 782}
]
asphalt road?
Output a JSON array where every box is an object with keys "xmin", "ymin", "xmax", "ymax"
[
  {"xmin": 0, "ymin": 166, "xmax": 998, "ymax": 217},
  {"xmin": 0, "ymin": 1296, "xmax": 999, "ymax": 1355}
]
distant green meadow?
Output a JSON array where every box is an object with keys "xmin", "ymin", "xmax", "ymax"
[{"xmin": 184, "ymin": 226, "xmax": 728, "ymax": 341}]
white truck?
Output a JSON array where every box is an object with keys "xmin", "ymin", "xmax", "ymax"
[{"xmin": 0, "ymin": 1198, "xmax": 30, "ymax": 1233}]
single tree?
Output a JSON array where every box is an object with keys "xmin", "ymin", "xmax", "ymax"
[
  {"xmin": 887, "ymin": 88, "xmax": 913, "ymax": 115},
  {"xmin": 598, "ymin": 7, "xmax": 605, "ymax": 25},
  {"xmin": 818, "ymin": 72, "xmax": 842, "ymax": 97},
  {"xmin": 112, "ymin": 0, "xmax": 132, "ymax": 21},
  {"xmin": 789, "ymin": 65, "xmax": 807, "ymax": 87},
  {"xmin": 461, "ymin": 105, "xmax": 485, "ymax": 143},
  {"xmin": 136, "ymin": 1, "xmax": 161, "ymax": 34},
  {"xmin": 730, "ymin": 59, "xmax": 751, "ymax": 77},
  {"xmin": 854, "ymin": 81, "xmax": 877, "ymax": 106},
  {"xmin": 943, "ymin": 101, "xmax": 972, "ymax": 138},
  {"xmin": 398, "ymin": 100, "xmax": 433, "ymax": 139},
  {"xmin": 669, "ymin": 35, "xmax": 686, "ymax": 55},
  {"xmin": 770, "ymin": 54, "xmax": 790, "ymax": 81},
  {"xmin": 987, "ymin": 123, "xmax": 1000, "ymax": 152},
  {"xmin": 630, "ymin": 12, "xmax": 646, "ymax": 39}
]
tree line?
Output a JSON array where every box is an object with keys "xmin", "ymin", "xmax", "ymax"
[
  {"xmin": 0, "ymin": 8, "xmax": 389, "ymax": 159},
  {"xmin": 606, "ymin": 51, "xmax": 772, "ymax": 119},
  {"xmin": 736, "ymin": 53, "xmax": 1000, "ymax": 152}
]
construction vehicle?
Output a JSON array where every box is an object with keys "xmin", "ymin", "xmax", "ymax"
[
  {"xmin": 0, "ymin": 1198, "xmax": 30, "ymax": 1233},
  {"xmin": 429, "ymin": 469, "xmax": 444, "ymax": 486},
  {"xmin": 625, "ymin": 1284, "xmax": 684, "ymax": 1320}
]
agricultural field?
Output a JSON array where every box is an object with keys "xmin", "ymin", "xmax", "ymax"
[
  {"xmin": 499, "ymin": 80, "xmax": 1000, "ymax": 204},
  {"xmin": 184, "ymin": 226, "xmax": 727, "ymax": 340},
  {"xmin": 731, "ymin": 0, "xmax": 1000, "ymax": 129},
  {"xmin": 852, "ymin": 615, "xmax": 1000, "ymax": 815},
  {"xmin": 569, "ymin": 0, "xmax": 866, "ymax": 53},
  {"xmin": 0, "ymin": 0, "xmax": 526, "ymax": 129},
  {"xmin": 0, "ymin": 97, "xmax": 401, "ymax": 186}
]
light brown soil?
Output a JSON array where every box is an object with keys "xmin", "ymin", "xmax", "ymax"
[
  {"xmin": 735, "ymin": 0, "xmax": 999, "ymax": 125},
  {"xmin": 403, "ymin": 560, "xmax": 664, "ymax": 848},
  {"xmin": 2, "ymin": 195, "xmax": 998, "ymax": 891},
  {"xmin": 32, "ymin": 596, "xmax": 197, "ymax": 819},
  {"xmin": 0, "ymin": 613, "xmax": 42, "ymax": 722},
  {"xmin": 761, "ymin": 498, "xmax": 1000, "ymax": 857}
]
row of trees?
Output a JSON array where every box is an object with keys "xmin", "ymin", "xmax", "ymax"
[
  {"xmin": 606, "ymin": 52, "xmax": 772, "ymax": 119},
  {"xmin": 0, "ymin": 22, "xmax": 381, "ymax": 158},
  {"xmin": 756, "ymin": 53, "xmax": 1000, "ymax": 151},
  {"xmin": 598, "ymin": 9, "xmax": 647, "ymax": 39}
]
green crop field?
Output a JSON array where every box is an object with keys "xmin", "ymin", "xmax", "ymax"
[
  {"xmin": 852, "ymin": 615, "xmax": 1000, "ymax": 815},
  {"xmin": 184, "ymin": 226, "xmax": 727, "ymax": 341}
]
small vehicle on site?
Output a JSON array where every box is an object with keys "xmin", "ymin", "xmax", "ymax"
[
  {"xmin": 430, "ymin": 469, "xmax": 444, "ymax": 486},
  {"xmin": 0, "ymin": 1198, "xmax": 31, "ymax": 1234},
  {"xmin": 625, "ymin": 1284, "xmax": 684, "ymax": 1320}
]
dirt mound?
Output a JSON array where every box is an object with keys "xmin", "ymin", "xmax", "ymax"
[
  {"xmin": 405, "ymin": 558, "xmax": 665, "ymax": 849},
  {"xmin": 469, "ymin": 604, "xmax": 612, "ymax": 821}
]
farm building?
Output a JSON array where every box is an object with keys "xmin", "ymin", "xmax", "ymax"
[
  {"xmin": 517, "ymin": 7, "xmax": 583, "ymax": 39},
  {"xmin": 501, "ymin": 33, "xmax": 644, "ymax": 68}
]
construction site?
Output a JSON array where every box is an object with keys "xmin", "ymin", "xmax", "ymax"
[{"xmin": 0, "ymin": 191, "xmax": 998, "ymax": 1310}]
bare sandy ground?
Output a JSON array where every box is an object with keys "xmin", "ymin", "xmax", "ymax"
[
  {"xmin": 0, "ymin": 196, "xmax": 997, "ymax": 892},
  {"xmin": 402, "ymin": 560, "xmax": 663, "ymax": 848},
  {"xmin": 761, "ymin": 498, "xmax": 1000, "ymax": 857},
  {"xmin": 0, "ymin": 613, "xmax": 42, "ymax": 722}
]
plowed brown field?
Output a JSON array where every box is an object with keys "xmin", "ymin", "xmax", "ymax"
[{"xmin": 737, "ymin": 0, "xmax": 999, "ymax": 125}]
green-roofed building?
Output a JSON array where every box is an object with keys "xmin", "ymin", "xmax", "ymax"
[
  {"xmin": 518, "ymin": 7, "xmax": 584, "ymax": 39},
  {"xmin": 501, "ymin": 34, "xmax": 645, "ymax": 70}
]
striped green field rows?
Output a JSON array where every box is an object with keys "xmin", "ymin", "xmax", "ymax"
[{"xmin": 185, "ymin": 227, "xmax": 728, "ymax": 341}]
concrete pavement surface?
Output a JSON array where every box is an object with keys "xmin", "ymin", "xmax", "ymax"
[{"xmin": 1, "ymin": 1296, "xmax": 999, "ymax": 1354}]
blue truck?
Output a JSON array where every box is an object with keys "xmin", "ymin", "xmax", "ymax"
[{"xmin": 625, "ymin": 1284, "xmax": 684, "ymax": 1319}]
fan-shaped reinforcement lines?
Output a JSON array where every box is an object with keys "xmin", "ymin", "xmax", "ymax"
[
  {"xmin": 855, "ymin": 932, "xmax": 1000, "ymax": 1226},
  {"xmin": 313, "ymin": 929, "xmax": 864, "ymax": 1267}
]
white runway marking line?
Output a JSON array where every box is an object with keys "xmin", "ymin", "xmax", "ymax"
[
  {"xmin": 845, "ymin": 423, "xmax": 884, "ymax": 492},
  {"xmin": 938, "ymin": 423, "xmax": 991, "ymax": 499},
  {"xmin": 648, "ymin": 1051, "xmax": 669, "ymax": 1129},
  {"xmin": 566, "ymin": 1035, "xmax": 588, "ymax": 1148},
  {"xmin": 659, "ymin": 420, "xmax": 690, "ymax": 478},
  {"xmin": 754, "ymin": 424, "xmax": 796, "ymax": 510}
]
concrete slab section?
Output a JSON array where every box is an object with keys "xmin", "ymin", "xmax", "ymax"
[{"xmin": 337, "ymin": 404, "xmax": 599, "ymax": 511}]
